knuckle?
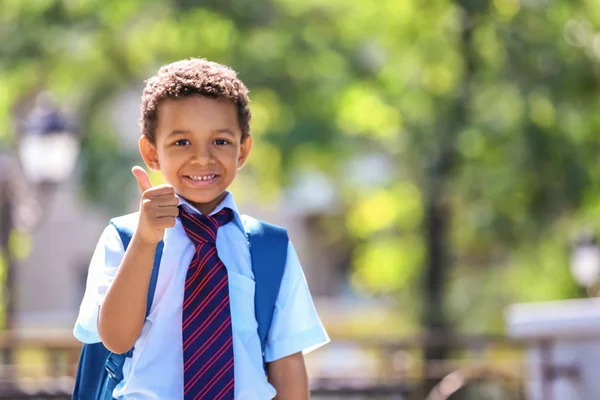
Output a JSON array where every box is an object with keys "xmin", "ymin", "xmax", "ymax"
[
  {"xmin": 156, "ymin": 184, "xmax": 175, "ymax": 193},
  {"xmin": 146, "ymin": 187, "xmax": 160, "ymax": 195}
]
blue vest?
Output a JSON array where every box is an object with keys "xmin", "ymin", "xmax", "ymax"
[{"xmin": 72, "ymin": 213, "xmax": 289, "ymax": 400}]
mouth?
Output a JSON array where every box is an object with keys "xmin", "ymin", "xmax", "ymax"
[{"xmin": 183, "ymin": 174, "xmax": 220, "ymax": 187}]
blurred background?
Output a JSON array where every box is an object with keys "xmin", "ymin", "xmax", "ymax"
[{"xmin": 2, "ymin": 0, "xmax": 600, "ymax": 399}]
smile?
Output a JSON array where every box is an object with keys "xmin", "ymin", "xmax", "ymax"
[
  {"xmin": 183, "ymin": 174, "xmax": 219, "ymax": 187},
  {"xmin": 187, "ymin": 174, "xmax": 216, "ymax": 181}
]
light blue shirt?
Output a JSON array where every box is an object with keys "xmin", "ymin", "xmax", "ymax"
[{"xmin": 73, "ymin": 192, "xmax": 329, "ymax": 399}]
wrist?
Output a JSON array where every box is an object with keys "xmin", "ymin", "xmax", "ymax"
[{"xmin": 132, "ymin": 230, "xmax": 161, "ymax": 248}]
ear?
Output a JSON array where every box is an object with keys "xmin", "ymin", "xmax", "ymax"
[
  {"xmin": 237, "ymin": 135, "xmax": 252, "ymax": 169},
  {"xmin": 139, "ymin": 136, "xmax": 160, "ymax": 171}
]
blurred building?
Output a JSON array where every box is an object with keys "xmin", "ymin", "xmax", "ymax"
[{"xmin": 15, "ymin": 180, "xmax": 108, "ymax": 329}]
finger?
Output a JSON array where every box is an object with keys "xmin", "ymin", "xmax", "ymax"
[
  {"xmin": 155, "ymin": 216, "xmax": 177, "ymax": 229},
  {"xmin": 153, "ymin": 197, "xmax": 180, "ymax": 208},
  {"xmin": 155, "ymin": 208, "xmax": 180, "ymax": 219},
  {"xmin": 145, "ymin": 184, "xmax": 176, "ymax": 197},
  {"xmin": 148, "ymin": 204, "xmax": 179, "ymax": 218},
  {"xmin": 132, "ymin": 166, "xmax": 153, "ymax": 192}
]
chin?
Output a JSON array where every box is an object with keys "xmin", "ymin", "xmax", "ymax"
[{"xmin": 182, "ymin": 189, "xmax": 227, "ymax": 205}]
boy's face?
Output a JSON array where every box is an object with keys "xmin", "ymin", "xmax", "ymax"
[{"xmin": 139, "ymin": 95, "xmax": 252, "ymax": 214}]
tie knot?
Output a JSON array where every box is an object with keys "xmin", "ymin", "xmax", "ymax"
[{"xmin": 179, "ymin": 206, "xmax": 233, "ymax": 244}]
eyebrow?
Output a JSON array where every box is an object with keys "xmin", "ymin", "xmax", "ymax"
[
  {"xmin": 167, "ymin": 130, "xmax": 190, "ymax": 138},
  {"xmin": 166, "ymin": 128, "xmax": 236, "ymax": 138},
  {"xmin": 216, "ymin": 128, "xmax": 236, "ymax": 137}
]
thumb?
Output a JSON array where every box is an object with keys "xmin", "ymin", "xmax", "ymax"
[{"xmin": 132, "ymin": 166, "xmax": 153, "ymax": 192}]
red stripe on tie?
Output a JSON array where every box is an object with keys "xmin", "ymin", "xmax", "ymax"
[
  {"xmin": 182, "ymin": 224, "xmax": 208, "ymax": 245},
  {"xmin": 183, "ymin": 247, "xmax": 218, "ymax": 304},
  {"xmin": 205, "ymin": 214, "xmax": 220, "ymax": 231},
  {"xmin": 184, "ymin": 316, "xmax": 231, "ymax": 367},
  {"xmin": 184, "ymin": 248, "xmax": 219, "ymax": 296},
  {"xmin": 183, "ymin": 243, "xmax": 212, "ymax": 284},
  {"xmin": 183, "ymin": 260, "xmax": 219, "ymax": 311},
  {"xmin": 184, "ymin": 317, "xmax": 231, "ymax": 370},
  {"xmin": 183, "ymin": 213, "xmax": 216, "ymax": 241},
  {"xmin": 183, "ymin": 296, "xmax": 229, "ymax": 350},
  {"xmin": 193, "ymin": 358, "xmax": 234, "ymax": 400},
  {"xmin": 181, "ymin": 216, "xmax": 214, "ymax": 243},
  {"xmin": 214, "ymin": 378, "xmax": 235, "ymax": 400},
  {"xmin": 184, "ymin": 338, "xmax": 233, "ymax": 393},
  {"xmin": 191, "ymin": 211, "xmax": 219, "ymax": 234},
  {"xmin": 182, "ymin": 276, "xmax": 228, "ymax": 331},
  {"xmin": 183, "ymin": 259, "xmax": 223, "ymax": 311}
]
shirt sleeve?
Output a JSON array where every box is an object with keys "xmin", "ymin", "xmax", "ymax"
[
  {"xmin": 264, "ymin": 242, "xmax": 330, "ymax": 363},
  {"xmin": 73, "ymin": 224, "xmax": 125, "ymax": 344}
]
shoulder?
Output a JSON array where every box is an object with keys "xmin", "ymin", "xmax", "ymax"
[
  {"xmin": 109, "ymin": 211, "xmax": 139, "ymax": 228},
  {"xmin": 241, "ymin": 214, "xmax": 288, "ymax": 238},
  {"xmin": 106, "ymin": 212, "xmax": 139, "ymax": 249}
]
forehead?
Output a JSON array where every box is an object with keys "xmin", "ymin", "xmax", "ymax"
[{"xmin": 155, "ymin": 95, "xmax": 239, "ymax": 136}]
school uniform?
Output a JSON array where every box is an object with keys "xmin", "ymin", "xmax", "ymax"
[{"xmin": 74, "ymin": 191, "xmax": 329, "ymax": 399}]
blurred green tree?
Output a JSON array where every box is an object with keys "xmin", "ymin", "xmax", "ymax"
[{"xmin": 3, "ymin": 0, "xmax": 600, "ymax": 391}]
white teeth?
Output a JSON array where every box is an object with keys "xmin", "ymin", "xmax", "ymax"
[{"xmin": 189, "ymin": 175, "xmax": 215, "ymax": 181}]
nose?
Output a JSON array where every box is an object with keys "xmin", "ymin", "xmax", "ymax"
[{"xmin": 190, "ymin": 145, "xmax": 214, "ymax": 166}]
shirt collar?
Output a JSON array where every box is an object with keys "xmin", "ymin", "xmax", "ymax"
[{"xmin": 177, "ymin": 191, "xmax": 244, "ymax": 232}]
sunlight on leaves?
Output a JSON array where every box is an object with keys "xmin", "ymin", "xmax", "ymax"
[
  {"xmin": 529, "ymin": 91, "xmax": 556, "ymax": 128},
  {"xmin": 347, "ymin": 189, "xmax": 400, "ymax": 238},
  {"xmin": 493, "ymin": 0, "xmax": 520, "ymax": 21},
  {"xmin": 337, "ymin": 84, "xmax": 402, "ymax": 138},
  {"xmin": 353, "ymin": 235, "xmax": 424, "ymax": 294},
  {"xmin": 473, "ymin": 23, "xmax": 506, "ymax": 68},
  {"xmin": 457, "ymin": 128, "xmax": 486, "ymax": 159},
  {"xmin": 250, "ymin": 89, "xmax": 295, "ymax": 136},
  {"xmin": 421, "ymin": 64, "xmax": 455, "ymax": 95},
  {"xmin": 245, "ymin": 142, "xmax": 283, "ymax": 202},
  {"xmin": 395, "ymin": 181, "xmax": 423, "ymax": 231}
]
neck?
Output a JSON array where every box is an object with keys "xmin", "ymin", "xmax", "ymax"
[{"xmin": 184, "ymin": 192, "xmax": 228, "ymax": 215}]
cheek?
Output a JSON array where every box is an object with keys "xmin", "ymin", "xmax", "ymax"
[
  {"xmin": 220, "ymin": 147, "xmax": 240, "ymax": 162},
  {"xmin": 158, "ymin": 148, "xmax": 186, "ymax": 168}
]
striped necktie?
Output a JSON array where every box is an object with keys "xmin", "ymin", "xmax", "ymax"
[{"xmin": 179, "ymin": 206, "xmax": 235, "ymax": 400}]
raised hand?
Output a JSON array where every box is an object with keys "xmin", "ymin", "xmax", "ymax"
[{"xmin": 132, "ymin": 166, "xmax": 179, "ymax": 245}]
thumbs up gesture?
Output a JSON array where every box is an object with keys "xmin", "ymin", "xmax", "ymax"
[{"xmin": 132, "ymin": 166, "xmax": 179, "ymax": 245}]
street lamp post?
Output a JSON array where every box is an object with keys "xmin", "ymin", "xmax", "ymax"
[
  {"xmin": 19, "ymin": 94, "xmax": 79, "ymax": 187},
  {"xmin": 0, "ymin": 93, "xmax": 78, "ymax": 389},
  {"xmin": 0, "ymin": 156, "xmax": 16, "ymax": 392},
  {"xmin": 0, "ymin": 159, "xmax": 15, "ymax": 333}
]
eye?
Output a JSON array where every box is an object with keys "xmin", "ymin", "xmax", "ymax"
[
  {"xmin": 174, "ymin": 139, "xmax": 191, "ymax": 146},
  {"xmin": 214, "ymin": 138, "xmax": 230, "ymax": 146}
]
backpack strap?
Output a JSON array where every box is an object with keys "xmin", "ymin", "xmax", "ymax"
[
  {"xmin": 109, "ymin": 219, "xmax": 163, "ymax": 320},
  {"xmin": 242, "ymin": 215, "xmax": 289, "ymax": 361},
  {"xmin": 99, "ymin": 217, "xmax": 163, "ymax": 399}
]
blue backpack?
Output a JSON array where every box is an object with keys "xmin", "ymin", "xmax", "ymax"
[{"xmin": 72, "ymin": 213, "xmax": 289, "ymax": 400}]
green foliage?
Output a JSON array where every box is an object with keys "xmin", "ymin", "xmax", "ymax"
[{"xmin": 2, "ymin": 0, "xmax": 600, "ymax": 335}]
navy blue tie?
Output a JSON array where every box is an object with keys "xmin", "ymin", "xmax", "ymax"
[{"xmin": 179, "ymin": 206, "xmax": 235, "ymax": 400}]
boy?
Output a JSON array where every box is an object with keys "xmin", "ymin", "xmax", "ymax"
[{"xmin": 74, "ymin": 58, "xmax": 329, "ymax": 399}]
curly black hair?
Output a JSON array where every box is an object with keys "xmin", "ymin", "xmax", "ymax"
[{"xmin": 140, "ymin": 58, "xmax": 251, "ymax": 143}]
